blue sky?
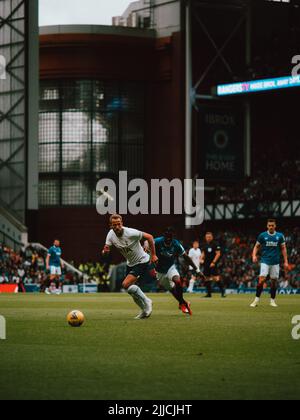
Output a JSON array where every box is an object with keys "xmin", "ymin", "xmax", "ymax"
[{"xmin": 39, "ymin": 0, "xmax": 132, "ymax": 26}]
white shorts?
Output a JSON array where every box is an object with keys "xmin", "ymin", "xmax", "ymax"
[
  {"xmin": 50, "ymin": 266, "xmax": 62, "ymax": 276},
  {"xmin": 157, "ymin": 265, "xmax": 180, "ymax": 291},
  {"xmin": 260, "ymin": 263, "xmax": 280, "ymax": 279}
]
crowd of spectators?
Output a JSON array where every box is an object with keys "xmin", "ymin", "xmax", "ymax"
[
  {"xmin": 0, "ymin": 244, "xmax": 81, "ymax": 289},
  {"xmin": 0, "ymin": 244, "xmax": 46, "ymax": 288},
  {"xmin": 207, "ymin": 160, "xmax": 300, "ymax": 204},
  {"xmin": 78, "ymin": 261, "xmax": 111, "ymax": 291},
  {"xmin": 234, "ymin": 19, "xmax": 300, "ymax": 82}
]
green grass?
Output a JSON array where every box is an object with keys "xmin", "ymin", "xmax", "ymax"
[{"xmin": 0, "ymin": 293, "xmax": 300, "ymax": 400}]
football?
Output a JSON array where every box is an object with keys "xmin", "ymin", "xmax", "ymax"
[{"xmin": 67, "ymin": 310, "xmax": 85, "ymax": 327}]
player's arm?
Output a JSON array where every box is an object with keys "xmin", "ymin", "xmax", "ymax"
[
  {"xmin": 211, "ymin": 249, "xmax": 221, "ymax": 267},
  {"xmin": 102, "ymin": 244, "xmax": 111, "ymax": 255},
  {"xmin": 281, "ymin": 243, "xmax": 289, "ymax": 272},
  {"xmin": 143, "ymin": 233, "xmax": 158, "ymax": 265},
  {"xmin": 46, "ymin": 253, "xmax": 50, "ymax": 270},
  {"xmin": 102, "ymin": 231, "xmax": 113, "ymax": 256},
  {"xmin": 200, "ymin": 251, "xmax": 205, "ymax": 265},
  {"xmin": 252, "ymin": 242, "xmax": 260, "ymax": 264}
]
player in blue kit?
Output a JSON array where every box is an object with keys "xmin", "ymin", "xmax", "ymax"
[
  {"xmin": 250, "ymin": 220, "xmax": 289, "ymax": 308},
  {"xmin": 45, "ymin": 239, "xmax": 64, "ymax": 295},
  {"xmin": 155, "ymin": 227, "xmax": 204, "ymax": 316}
]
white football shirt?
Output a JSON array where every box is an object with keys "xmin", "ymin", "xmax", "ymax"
[
  {"xmin": 188, "ymin": 248, "xmax": 202, "ymax": 270},
  {"xmin": 106, "ymin": 227, "xmax": 150, "ymax": 267}
]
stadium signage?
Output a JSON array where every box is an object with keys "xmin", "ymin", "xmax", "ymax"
[
  {"xmin": 291, "ymin": 316, "xmax": 300, "ymax": 340},
  {"xmin": 96, "ymin": 171, "xmax": 204, "ymax": 226},
  {"xmin": 225, "ymin": 288, "xmax": 300, "ymax": 295},
  {"xmin": 199, "ymin": 107, "xmax": 244, "ymax": 180},
  {"xmin": 0, "ymin": 284, "xmax": 18, "ymax": 293},
  {"xmin": 216, "ymin": 75, "xmax": 300, "ymax": 96},
  {"xmin": 0, "ymin": 316, "xmax": 6, "ymax": 340}
]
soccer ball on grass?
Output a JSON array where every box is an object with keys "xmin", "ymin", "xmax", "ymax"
[{"xmin": 67, "ymin": 310, "xmax": 85, "ymax": 327}]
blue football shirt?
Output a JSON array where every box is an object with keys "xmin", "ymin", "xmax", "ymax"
[
  {"xmin": 257, "ymin": 231, "xmax": 285, "ymax": 266},
  {"xmin": 155, "ymin": 237, "xmax": 185, "ymax": 274},
  {"xmin": 48, "ymin": 246, "xmax": 62, "ymax": 267}
]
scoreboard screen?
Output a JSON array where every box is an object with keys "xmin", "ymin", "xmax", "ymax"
[{"xmin": 216, "ymin": 75, "xmax": 300, "ymax": 96}]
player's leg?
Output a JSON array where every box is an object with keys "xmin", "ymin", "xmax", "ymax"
[
  {"xmin": 168, "ymin": 265, "xmax": 192, "ymax": 315},
  {"xmin": 204, "ymin": 276, "xmax": 213, "ymax": 298},
  {"xmin": 250, "ymin": 276, "xmax": 266, "ymax": 307},
  {"xmin": 172, "ymin": 275, "xmax": 192, "ymax": 315},
  {"xmin": 45, "ymin": 267, "xmax": 55, "ymax": 294},
  {"xmin": 270, "ymin": 265, "xmax": 280, "ymax": 307},
  {"xmin": 123, "ymin": 269, "xmax": 152, "ymax": 319},
  {"xmin": 251, "ymin": 264, "xmax": 268, "ymax": 307},
  {"xmin": 187, "ymin": 272, "xmax": 196, "ymax": 293},
  {"xmin": 158, "ymin": 267, "xmax": 192, "ymax": 315},
  {"xmin": 55, "ymin": 267, "xmax": 63, "ymax": 295},
  {"xmin": 202, "ymin": 266, "xmax": 212, "ymax": 297},
  {"xmin": 214, "ymin": 275, "xmax": 226, "ymax": 298},
  {"xmin": 171, "ymin": 275, "xmax": 188, "ymax": 308},
  {"xmin": 55, "ymin": 275, "xmax": 62, "ymax": 294},
  {"xmin": 270, "ymin": 278, "xmax": 278, "ymax": 307},
  {"xmin": 44, "ymin": 278, "xmax": 52, "ymax": 294}
]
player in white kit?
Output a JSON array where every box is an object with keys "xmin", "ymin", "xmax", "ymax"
[
  {"xmin": 102, "ymin": 214, "xmax": 158, "ymax": 319},
  {"xmin": 187, "ymin": 241, "xmax": 202, "ymax": 293}
]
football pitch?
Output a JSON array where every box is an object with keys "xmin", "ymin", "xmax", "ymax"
[{"xmin": 0, "ymin": 293, "xmax": 299, "ymax": 400}]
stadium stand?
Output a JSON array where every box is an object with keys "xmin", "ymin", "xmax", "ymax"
[
  {"xmin": 0, "ymin": 244, "xmax": 82, "ymax": 289},
  {"xmin": 206, "ymin": 159, "xmax": 300, "ymax": 204}
]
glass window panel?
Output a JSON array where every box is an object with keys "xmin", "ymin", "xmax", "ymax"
[
  {"xmin": 62, "ymin": 178, "xmax": 90, "ymax": 206},
  {"xmin": 39, "ymin": 180, "xmax": 60, "ymax": 206},
  {"xmin": 39, "ymin": 144, "xmax": 60, "ymax": 173},
  {"xmin": 62, "ymin": 81, "xmax": 92, "ymax": 111},
  {"xmin": 39, "ymin": 112, "xmax": 60, "ymax": 144},
  {"xmin": 92, "ymin": 143, "xmax": 119, "ymax": 173},
  {"xmin": 93, "ymin": 112, "xmax": 118, "ymax": 144},
  {"xmin": 39, "ymin": 79, "xmax": 145, "ymax": 206},
  {"xmin": 62, "ymin": 111, "xmax": 90, "ymax": 143},
  {"xmin": 122, "ymin": 113, "xmax": 144, "ymax": 144},
  {"xmin": 93, "ymin": 81, "xmax": 119, "ymax": 111},
  {"xmin": 40, "ymin": 82, "xmax": 60, "ymax": 112},
  {"xmin": 62, "ymin": 143, "xmax": 91, "ymax": 172}
]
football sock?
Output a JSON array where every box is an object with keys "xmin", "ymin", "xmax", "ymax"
[
  {"xmin": 219, "ymin": 281, "xmax": 225, "ymax": 296},
  {"xmin": 205, "ymin": 281, "xmax": 212, "ymax": 296},
  {"xmin": 270, "ymin": 287, "xmax": 277, "ymax": 300},
  {"xmin": 127, "ymin": 285, "xmax": 148, "ymax": 310},
  {"xmin": 171, "ymin": 282, "xmax": 185, "ymax": 305},
  {"xmin": 256, "ymin": 284, "xmax": 264, "ymax": 298},
  {"xmin": 187, "ymin": 279, "xmax": 195, "ymax": 292}
]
